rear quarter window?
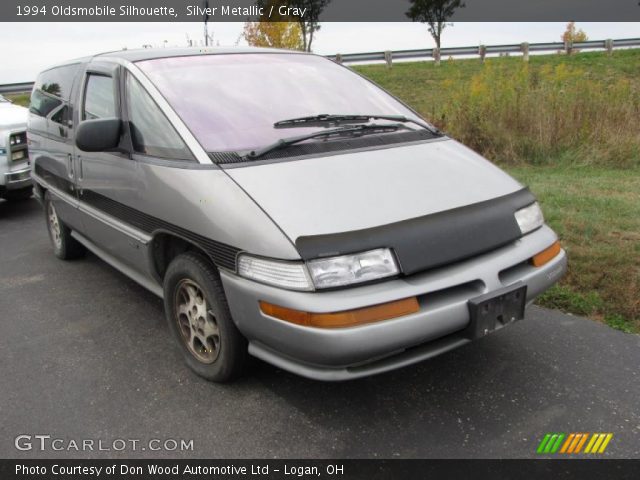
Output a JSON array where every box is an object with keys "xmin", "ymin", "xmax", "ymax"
[{"xmin": 30, "ymin": 63, "xmax": 80, "ymax": 119}]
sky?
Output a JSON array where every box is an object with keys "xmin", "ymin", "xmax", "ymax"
[{"xmin": 0, "ymin": 22, "xmax": 638, "ymax": 83}]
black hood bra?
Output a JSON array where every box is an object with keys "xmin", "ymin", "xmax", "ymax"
[{"xmin": 296, "ymin": 188, "xmax": 537, "ymax": 275}]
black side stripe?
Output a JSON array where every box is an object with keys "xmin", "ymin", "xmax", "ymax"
[
  {"xmin": 35, "ymin": 164, "xmax": 240, "ymax": 271},
  {"xmin": 35, "ymin": 163, "xmax": 75, "ymax": 196},
  {"xmin": 80, "ymin": 190, "xmax": 240, "ymax": 271}
]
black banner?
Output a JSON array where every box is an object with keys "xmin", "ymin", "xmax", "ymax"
[
  {"xmin": 2, "ymin": 460, "xmax": 640, "ymax": 480},
  {"xmin": 1, "ymin": 0, "xmax": 640, "ymax": 22}
]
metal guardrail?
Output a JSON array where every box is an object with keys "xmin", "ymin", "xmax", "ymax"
[
  {"xmin": 327, "ymin": 37, "xmax": 640, "ymax": 64},
  {"xmin": 1, "ymin": 38, "xmax": 639, "ymax": 95},
  {"xmin": 0, "ymin": 82, "xmax": 34, "ymax": 95}
]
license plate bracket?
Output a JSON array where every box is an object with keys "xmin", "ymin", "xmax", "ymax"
[{"xmin": 465, "ymin": 283, "xmax": 527, "ymax": 339}]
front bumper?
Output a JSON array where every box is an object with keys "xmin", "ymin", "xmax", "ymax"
[
  {"xmin": 221, "ymin": 225, "xmax": 567, "ymax": 381},
  {"xmin": 3, "ymin": 166, "xmax": 31, "ymax": 191}
]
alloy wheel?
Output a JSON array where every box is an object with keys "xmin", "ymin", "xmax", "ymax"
[
  {"xmin": 47, "ymin": 202, "xmax": 62, "ymax": 249},
  {"xmin": 174, "ymin": 279, "xmax": 221, "ymax": 364}
]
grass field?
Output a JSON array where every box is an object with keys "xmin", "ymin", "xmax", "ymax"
[
  {"xmin": 5, "ymin": 92, "xmax": 29, "ymax": 106},
  {"xmin": 5, "ymin": 50, "xmax": 639, "ymax": 332},
  {"xmin": 355, "ymin": 49, "xmax": 640, "ymax": 332}
]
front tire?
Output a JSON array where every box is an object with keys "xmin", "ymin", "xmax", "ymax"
[
  {"xmin": 44, "ymin": 191, "xmax": 85, "ymax": 260},
  {"xmin": 163, "ymin": 252, "xmax": 248, "ymax": 382}
]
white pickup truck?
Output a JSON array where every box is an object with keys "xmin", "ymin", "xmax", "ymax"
[{"xmin": 0, "ymin": 94, "xmax": 31, "ymax": 201}]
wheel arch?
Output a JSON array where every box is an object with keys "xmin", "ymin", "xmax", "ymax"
[{"xmin": 149, "ymin": 230, "xmax": 224, "ymax": 283}]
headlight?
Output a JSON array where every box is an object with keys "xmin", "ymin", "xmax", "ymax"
[
  {"xmin": 514, "ymin": 202, "xmax": 544, "ymax": 235},
  {"xmin": 238, "ymin": 255, "xmax": 314, "ymax": 291},
  {"xmin": 238, "ymin": 248, "xmax": 400, "ymax": 291},
  {"xmin": 9, "ymin": 132, "xmax": 26, "ymax": 147},
  {"xmin": 307, "ymin": 248, "xmax": 399, "ymax": 289},
  {"xmin": 12, "ymin": 150, "xmax": 26, "ymax": 161}
]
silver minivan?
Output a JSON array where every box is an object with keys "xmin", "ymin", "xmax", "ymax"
[{"xmin": 29, "ymin": 47, "xmax": 567, "ymax": 381}]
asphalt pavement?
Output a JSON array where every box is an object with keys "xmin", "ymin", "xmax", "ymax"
[{"xmin": 1, "ymin": 198, "xmax": 639, "ymax": 459}]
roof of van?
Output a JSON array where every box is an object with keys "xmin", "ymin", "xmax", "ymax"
[
  {"xmin": 39, "ymin": 46, "xmax": 310, "ymax": 74},
  {"xmin": 97, "ymin": 46, "xmax": 307, "ymax": 63}
]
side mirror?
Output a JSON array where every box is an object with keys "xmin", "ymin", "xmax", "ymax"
[{"xmin": 75, "ymin": 118, "xmax": 121, "ymax": 152}]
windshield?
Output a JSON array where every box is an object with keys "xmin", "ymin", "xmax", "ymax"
[{"xmin": 137, "ymin": 53, "xmax": 423, "ymax": 152}]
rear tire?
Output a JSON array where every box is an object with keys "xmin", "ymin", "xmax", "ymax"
[
  {"xmin": 5, "ymin": 187, "xmax": 32, "ymax": 201},
  {"xmin": 163, "ymin": 252, "xmax": 248, "ymax": 382},
  {"xmin": 44, "ymin": 191, "xmax": 85, "ymax": 260}
]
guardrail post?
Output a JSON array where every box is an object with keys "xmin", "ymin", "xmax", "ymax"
[
  {"xmin": 335, "ymin": 53, "xmax": 342, "ymax": 64},
  {"xmin": 433, "ymin": 48, "xmax": 441, "ymax": 66},
  {"xmin": 384, "ymin": 50, "xmax": 393, "ymax": 68},
  {"xmin": 479, "ymin": 45, "xmax": 487, "ymax": 63},
  {"xmin": 521, "ymin": 42, "xmax": 529, "ymax": 62},
  {"xmin": 564, "ymin": 39, "xmax": 573, "ymax": 55},
  {"xmin": 605, "ymin": 38, "xmax": 614, "ymax": 56}
]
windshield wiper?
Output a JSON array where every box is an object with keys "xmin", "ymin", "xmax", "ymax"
[
  {"xmin": 274, "ymin": 113, "xmax": 441, "ymax": 135},
  {"xmin": 244, "ymin": 123, "xmax": 407, "ymax": 159}
]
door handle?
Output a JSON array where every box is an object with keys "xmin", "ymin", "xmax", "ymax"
[
  {"xmin": 67, "ymin": 154, "xmax": 74, "ymax": 178},
  {"xmin": 78, "ymin": 156, "xmax": 83, "ymax": 181}
]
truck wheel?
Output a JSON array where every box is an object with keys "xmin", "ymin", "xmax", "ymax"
[
  {"xmin": 5, "ymin": 187, "xmax": 33, "ymax": 201},
  {"xmin": 44, "ymin": 191, "xmax": 85, "ymax": 260},
  {"xmin": 164, "ymin": 252, "xmax": 248, "ymax": 382}
]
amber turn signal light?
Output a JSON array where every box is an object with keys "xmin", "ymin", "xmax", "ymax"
[
  {"xmin": 259, "ymin": 297, "xmax": 420, "ymax": 329},
  {"xmin": 531, "ymin": 241, "xmax": 561, "ymax": 267}
]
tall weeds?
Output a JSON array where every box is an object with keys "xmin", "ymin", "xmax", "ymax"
[{"xmin": 437, "ymin": 61, "xmax": 640, "ymax": 168}]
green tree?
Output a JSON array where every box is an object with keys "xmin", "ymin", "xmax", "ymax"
[
  {"xmin": 561, "ymin": 22, "xmax": 588, "ymax": 55},
  {"xmin": 562, "ymin": 22, "xmax": 588, "ymax": 43},
  {"xmin": 245, "ymin": 0, "xmax": 305, "ymax": 50},
  {"xmin": 243, "ymin": 21, "xmax": 304, "ymax": 50},
  {"xmin": 405, "ymin": 0, "xmax": 465, "ymax": 50}
]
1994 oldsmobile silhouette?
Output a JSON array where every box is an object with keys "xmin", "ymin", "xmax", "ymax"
[{"xmin": 29, "ymin": 47, "xmax": 567, "ymax": 381}]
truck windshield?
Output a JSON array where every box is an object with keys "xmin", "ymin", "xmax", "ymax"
[{"xmin": 136, "ymin": 53, "xmax": 423, "ymax": 152}]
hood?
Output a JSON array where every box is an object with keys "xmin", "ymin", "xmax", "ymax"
[
  {"xmin": 226, "ymin": 138, "xmax": 524, "ymax": 241},
  {"xmin": 226, "ymin": 138, "xmax": 536, "ymax": 273},
  {"xmin": 0, "ymin": 102, "xmax": 29, "ymax": 133}
]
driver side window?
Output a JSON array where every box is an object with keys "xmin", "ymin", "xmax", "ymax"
[{"xmin": 125, "ymin": 73, "xmax": 194, "ymax": 161}]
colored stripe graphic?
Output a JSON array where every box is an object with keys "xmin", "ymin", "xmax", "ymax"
[
  {"xmin": 585, "ymin": 433, "xmax": 614, "ymax": 454},
  {"xmin": 598, "ymin": 434, "xmax": 613, "ymax": 453},
  {"xmin": 544, "ymin": 434, "xmax": 558, "ymax": 453},
  {"xmin": 537, "ymin": 434, "xmax": 552, "ymax": 454},
  {"xmin": 537, "ymin": 433, "xmax": 565, "ymax": 454},
  {"xmin": 567, "ymin": 433, "xmax": 582, "ymax": 453},
  {"xmin": 538, "ymin": 433, "xmax": 613, "ymax": 454},
  {"xmin": 560, "ymin": 433, "xmax": 575, "ymax": 453},
  {"xmin": 574, "ymin": 433, "xmax": 589, "ymax": 453},
  {"xmin": 550, "ymin": 434, "xmax": 565, "ymax": 453},
  {"xmin": 584, "ymin": 434, "xmax": 599, "ymax": 453},
  {"xmin": 591, "ymin": 434, "xmax": 605, "ymax": 453}
]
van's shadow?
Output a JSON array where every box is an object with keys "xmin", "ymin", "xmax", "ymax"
[
  {"xmin": 251, "ymin": 336, "xmax": 513, "ymax": 409},
  {"xmin": 240, "ymin": 326, "xmax": 550, "ymax": 453}
]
